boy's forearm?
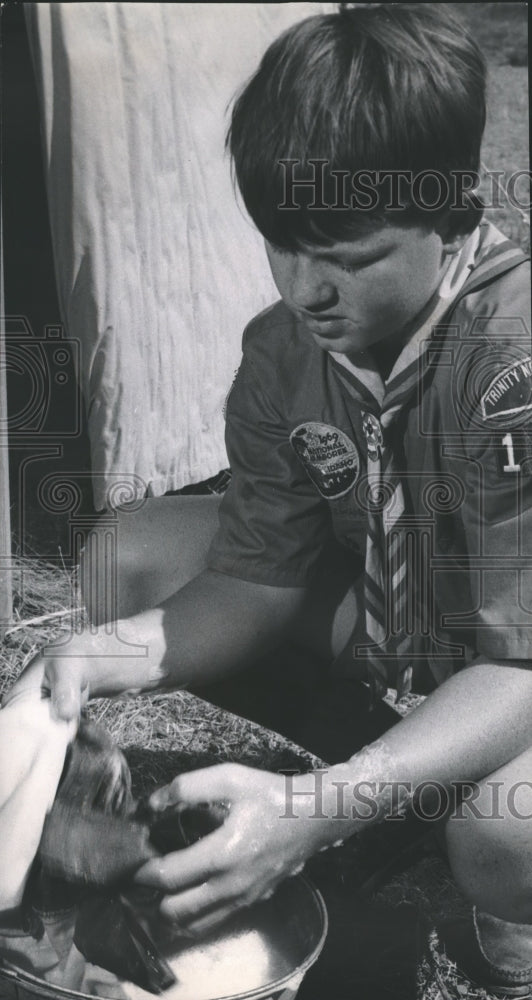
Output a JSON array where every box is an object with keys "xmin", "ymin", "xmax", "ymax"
[
  {"xmin": 49, "ymin": 569, "xmax": 307, "ymax": 700},
  {"xmin": 378, "ymin": 658, "xmax": 532, "ymax": 788},
  {"xmin": 287, "ymin": 658, "xmax": 532, "ymax": 849}
]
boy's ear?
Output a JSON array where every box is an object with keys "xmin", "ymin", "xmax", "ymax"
[
  {"xmin": 435, "ymin": 214, "xmax": 469, "ymax": 255},
  {"xmin": 436, "ymin": 215, "xmax": 471, "ymax": 255},
  {"xmin": 442, "ymin": 234, "xmax": 468, "ymax": 255}
]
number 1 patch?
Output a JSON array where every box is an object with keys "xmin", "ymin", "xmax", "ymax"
[{"xmin": 496, "ymin": 431, "xmax": 532, "ymax": 475}]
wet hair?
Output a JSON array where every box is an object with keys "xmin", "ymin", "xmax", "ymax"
[{"xmin": 227, "ymin": 3, "xmax": 486, "ymax": 248}]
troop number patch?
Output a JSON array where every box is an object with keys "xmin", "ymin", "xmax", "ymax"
[
  {"xmin": 481, "ymin": 355, "xmax": 532, "ymax": 421},
  {"xmin": 290, "ymin": 421, "xmax": 360, "ymax": 500}
]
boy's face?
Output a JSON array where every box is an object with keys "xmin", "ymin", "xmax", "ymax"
[{"xmin": 266, "ymin": 221, "xmax": 452, "ymax": 359}]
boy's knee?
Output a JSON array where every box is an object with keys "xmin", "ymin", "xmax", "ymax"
[
  {"xmin": 80, "ymin": 495, "xmax": 222, "ymax": 624},
  {"xmin": 80, "ymin": 504, "xmax": 164, "ymax": 623},
  {"xmin": 80, "ymin": 512, "xmax": 134, "ymax": 625},
  {"xmin": 445, "ymin": 774, "xmax": 532, "ymax": 922}
]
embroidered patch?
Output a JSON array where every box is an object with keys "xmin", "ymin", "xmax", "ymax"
[
  {"xmin": 290, "ymin": 422, "xmax": 360, "ymax": 500},
  {"xmin": 362, "ymin": 412, "xmax": 383, "ymax": 461},
  {"xmin": 495, "ymin": 430, "xmax": 532, "ymax": 476},
  {"xmin": 481, "ymin": 355, "xmax": 532, "ymax": 421}
]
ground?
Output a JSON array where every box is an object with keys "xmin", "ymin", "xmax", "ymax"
[
  {"xmin": 452, "ymin": 3, "xmax": 529, "ymax": 255},
  {"xmin": 0, "ymin": 558, "xmax": 513, "ymax": 999},
  {"xmin": 1, "ymin": 3, "xmax": 529, "ymax": 998}
]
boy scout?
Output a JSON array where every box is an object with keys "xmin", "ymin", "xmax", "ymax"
[{"xmin": 8, "ymin": 4, "xmax": 532, "ymax": 994}]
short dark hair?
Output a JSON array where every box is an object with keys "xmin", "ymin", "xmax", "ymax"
[{"xmin": 227, "ymin": 3, "xmax": 486, "ymax": 247}]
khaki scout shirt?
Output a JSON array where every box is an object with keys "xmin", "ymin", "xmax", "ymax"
[{"xmin": 208, "ymin": 226, "xmax": 531, "ymax": 684}]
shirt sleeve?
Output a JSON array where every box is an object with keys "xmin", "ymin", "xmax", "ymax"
[
  {"xmin": 206, "ymin": 351, "xmax": 333, "ymax": 587},
  {"xmin": 454, "ymin": 305, "xmax": 532, "ymax": 662}
]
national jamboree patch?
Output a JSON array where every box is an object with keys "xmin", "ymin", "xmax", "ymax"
[
  {"xmin": 481, "ymin": 355, "xmax": 532, "ymax": 421},
  {"xmin": 289, "ymin": 421, "xmax": 360, "ymax": 499}
]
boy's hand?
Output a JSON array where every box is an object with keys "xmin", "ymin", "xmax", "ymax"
[
  {"xmin": 2, "ymin": 645, "xmax": 91, "ymax": 722},
  {"xmin": 2, "ymin": 613, "xmax": 163, "ymax": 722},
  {"xmin": 134, "ymin": 762, "xmax": 338, "ymax": 936}
]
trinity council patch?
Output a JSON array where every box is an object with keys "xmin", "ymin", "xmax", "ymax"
[
  {"xmin": 290, "ymin": 421, "xmax": 360, "ymax": 499},
  {"xmin": 481, "ymin": 355, "xmax": 532, "ymax": 421}
]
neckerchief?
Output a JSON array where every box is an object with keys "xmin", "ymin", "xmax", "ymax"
[{"xmin": 330, "ymin": 223, "xmax": 528, "ymax": 703}]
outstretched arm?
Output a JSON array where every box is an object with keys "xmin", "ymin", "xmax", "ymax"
[
  {"xmin": 3, "ymin": 569, "xmax": 308, "ymax": 720},
  {"xmin": 135, "ymin": 657, "xmax": 532, "ymax": 934}
]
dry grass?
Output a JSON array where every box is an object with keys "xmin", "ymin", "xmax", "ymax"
[
  {"xmin": 0, "ymin": 555, "xmax": 82, "ymax": 696},
  {"xmin": 449, "ymin": 3, "xmax": 528, "ymax": 68},
  {"xmin": 419, "ymin": 927, "xmax": 494, "ymax": 1000},
  {"xmin": 480, "ymin": 65, "xmax": 530, "ymax": 255},
  {"xmin": 449, "ymin": 3, "xmax": 530, "ymax": 257},
  {"xmin": 0, "ymin": 555, "xmax": 321, "ymax": 801},
  {"xmin": 0, "ymin": 563, "xmax": 501, "ymax": 1000}
]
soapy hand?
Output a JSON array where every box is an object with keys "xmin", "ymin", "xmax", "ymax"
[{"xmin": 134, "ymin": 761, "xmax": 340, "ymax": 936}]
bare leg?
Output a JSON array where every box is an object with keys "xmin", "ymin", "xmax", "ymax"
[
  {"xmin": 80, "ymin": 496, "xmax": 223, "ymax": 625},
  {"xmin": 79, "ymin": 496, "xmax": 392, "ymax": 759},
  {"xmin": 80, "ymin": 495, "xmax": 361, "ymax": 661},
  {"xmin": 445, "ymin": 745, "xmax": 532, "ymax": 922}
]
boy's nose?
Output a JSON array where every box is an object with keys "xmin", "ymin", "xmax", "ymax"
[{"xmin": 289, "ymin": 255, "xmax": 336, "ymax": 311}]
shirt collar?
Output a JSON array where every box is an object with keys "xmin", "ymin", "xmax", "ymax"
[{"xmin": 331, "ymin": 224, "xmax": 492, "ymax": 408}]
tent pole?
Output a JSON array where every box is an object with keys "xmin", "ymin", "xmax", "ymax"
[{"xmin": 0, "ymin": 203, "xmax": 13, "ymax": 631}]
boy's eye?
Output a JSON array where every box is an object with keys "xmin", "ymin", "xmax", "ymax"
[{"xmin": 336, "ymin": 256, "xmax": 379, "ymax": 274}]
